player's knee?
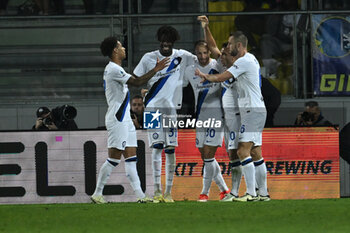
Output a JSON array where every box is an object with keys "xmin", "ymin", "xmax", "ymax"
[
  {"xmin": 237, "ymin": 148, "xmax": 249, "ymax": 160},
  {"xmin": 229, "ymin": 149, "xmax": 239, "ymax": 161},
  {"xmin": 153, "ymin": 143, "xmax": 164, "ymax": 149},
  {"xmin": 251, "ymin": 146, "xmax": 262, "ymax": 161},
  {"xmin": 202, "ymin": 152, "xmax": 215, "ymax": 160}
]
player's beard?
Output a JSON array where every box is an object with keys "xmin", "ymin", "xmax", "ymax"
[
  {"xmin": 230, "ymin": 46, "xmax": 238, "ymax": 57},
  {"xmin": 199, "ymin": 57, "xmax": 209, "ymax": 66}
]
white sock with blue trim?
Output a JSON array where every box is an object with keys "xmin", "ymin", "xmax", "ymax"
[
  {"xmin": 201, "ymin": 158, "xmax": 215, "ymax": 195},
  {"xmin": 254, "ymin": 158, "xmax": 268, "ymax": 196},
  {"xmin": 125, "ymin": 156, "xmax": 145, "ymax": 199},
  {"xmin": 241, "ymin": 156, "xmax": 256, "ymax": 196},
  {"xmin": 152, "ymin": 148, "xmax": 163, "ymax": 193},
  {"xmin": 213, "ymin": 159, "xmax": 228, "ymax": 192},
  {"xmin": 165, "ymin": 150, "xmax": 176, "ymax": 194},
  {"xmin": 93, "ymin": 158, "xmax": 120, "ymax": 196},
  {"xmin": 230, "ymin": 159, "xmax": 242, "ymax": 196}
]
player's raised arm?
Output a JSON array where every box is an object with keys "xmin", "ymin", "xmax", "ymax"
[
  {"xmin": 197, "ymin": 15, "xmax": 221, "ymax": 59},
  {"xmin": 127, "ymin": 57, "xmax": 170, "ymax": 86},
  {"xmin": 195, "ymin": 68, "xmax": 233, "ymax": 83}
]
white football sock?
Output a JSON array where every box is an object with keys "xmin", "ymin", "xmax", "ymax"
[
  {"xmin": 125, "ymin": 156, "xmax": 145, "ymax": 199},
  {"xmin": 152, "ymin": 148, "xmax": 163, "ymax": 192},
  {"xmin": 230, "ymin": 159, "xmax": 242, "ymax": 196},
  {"xmin": 201, "ymin": 158, "xmax": 215, "ymax": 195},
  {"xmin": 241, "ymin": 157, "xmax": 256, "ymax": 196},
  {"xmin": 213, "ymin": 159, "xmax": 228, "ymax": 192},
  {"xmin": 254, "ymin": 158, "xmax": 268, "ymax": 196},
  {"xmin": 165, "ymin": 150, "xmax": 176, "ymax": 194},
  {"xmin": 93, "ymin": 158, "xmax": 120, "ymax": 196}
]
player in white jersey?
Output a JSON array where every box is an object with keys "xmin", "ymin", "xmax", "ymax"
[
  {"xmin": 198, "ymin": 16, "xmax": 243, "ymax": 201},
  {"xmin": 183, "ymin": 40, "xmax": 229, "ymax": 202},
  {"xmin": 219, "ymin": 46, "xmax": 244, "ymax": 200},
  {"xmin": 133, "ymin": 26, "xmax": 196, "ymax": 203},
  {"xmin": 195, "ymin": 25, "xmax": 270, "ymax": 202},
  {"xmin": 91, "ymin": 36, "xmax": 169, "ymax": 204}
]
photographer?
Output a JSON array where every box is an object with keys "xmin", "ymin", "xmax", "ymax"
[
  {"xmin": 33, "ymin": 106, "xmax": 55, "ymax": 130},
  {"xmin": 130, "ymin": 95, "xmax": 144, "ymax": 129},
  {"xmin": 294, "ymin": 101, "xmax": 332, "ymax": 126},
  {"xmin": 32, "ymin": 105, "xmax": 78, "ymax": 130}
]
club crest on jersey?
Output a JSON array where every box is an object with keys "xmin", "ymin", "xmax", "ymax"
[
  {"xmin": 143, "ymin": 110, "xmax": 162, "ymax": 129},
  {"xmin": 152, "ymin": 133, "xmax": 159, "ymax": 139}
]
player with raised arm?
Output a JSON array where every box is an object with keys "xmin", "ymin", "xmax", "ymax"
[
  {"xmin": 198, "ymin": 15, "xmax": 243, "ymax": 201},
  {"xmin": 91, "ymin": 36, "xmax": 169, "ymax": 204},
  {"xmin": 195, "ymin": 28, "xmax": 270, "ymax": 202},
  {"xmin": 183, "ymin": 40, "xmax": 230, "ymax": 202},
  {"xmin": 133, "ymin": 26, "xmax": 196, "ymax": 203}
]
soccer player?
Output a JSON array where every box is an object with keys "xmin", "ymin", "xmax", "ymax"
[
  {"xmin": 195, "ymin": 29, "xmax": 270, "ymax": 202},
  {"xmin": 133, "ymin": 25, "xmax": 196, "ymax": 203},
  {"xmin": 91, "ymin": 36, "xmax": 169, "ymax": 204},
  {"xmin": 219, "ymin": 45, "xmax": 243, "ymax": 201},
  {"xmin": 198, "ymin": 16, "xmax": 242, "ymax": 201},
  {"xmin": 183, "ymin": 40, "xmax": 230, "ymax": 202}
]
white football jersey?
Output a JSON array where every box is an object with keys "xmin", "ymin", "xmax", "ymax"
[
  {"xmin": 217, "ymin": 58, "xmax": 239, "ymax": 109},
  {"xmin": 227, "ymin": 52, "xmax": 265, "ymax": 109},
  {"xmin": 133, "ymin": 49, "xmax": 196, "ymax": 109},
  {"xmin": 183, "ymin": 58, "xmax": 223, "ymax": 120},
  {"xmin": 103, "ymin": 61, "xmax": 132, "ymax": 124}
]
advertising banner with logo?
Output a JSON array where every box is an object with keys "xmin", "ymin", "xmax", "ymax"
[
  {"xmin": 172, "ymin": 127, "xmax": 339, "ymax": 200},
  {"xmin": 313, "ymin": 15, "xmax": 350, "ymax": 96},
  {"xmin": 0, "ymin": 127, "xmax": 339, "ymax": 204}
]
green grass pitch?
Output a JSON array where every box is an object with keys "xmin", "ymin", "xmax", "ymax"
[{"xmin": 1, "ymin": 199, "xmax": 350, "ymax": 233}]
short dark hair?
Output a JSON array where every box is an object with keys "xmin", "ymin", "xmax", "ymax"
[
  {"xmin": 194, "ymin": 40, "xmax": 209, "ymax": 51},
  {"xmin": 305, "ymin": 101, "xmax": 319, "ymax": 108},
  {"xmin": 131, "ymin": 95, "xmax": 143, "ymax": 102},
  {"xmin": 156, "ymin": 25, "xmax": 180, "ymax": 44},
  {"xmin": 100, "ymin": 36, "xmax": 119, "ymax": 58},
  {"xmin": 230, "ymin": 31, "xmax": 248, "ymax": 48}
]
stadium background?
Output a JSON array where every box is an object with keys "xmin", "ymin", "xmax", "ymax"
[{"xmin": 0, "ymin": 0, "xmax": 350, "ymax": 199}]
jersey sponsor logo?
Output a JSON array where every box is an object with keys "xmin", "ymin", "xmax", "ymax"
[
  {"xmin": 143, "ymin": 110, "xmax": 162, "ymax": 129},
  {"xmin": 144, "ymin": 57, "xmax": 182, "ymax": 107}
]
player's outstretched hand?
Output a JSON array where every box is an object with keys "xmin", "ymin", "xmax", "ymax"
[
  {"xmin": 154, "ymin": 57, "xmax": 170, "ymax": 72},
  {"xmin": 197, "ymin": 15, "xmax": 209, "ymax": 28},
  {"xmin": 195, "ymin": 68, "xmax": 207, "ymax": 83}
]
